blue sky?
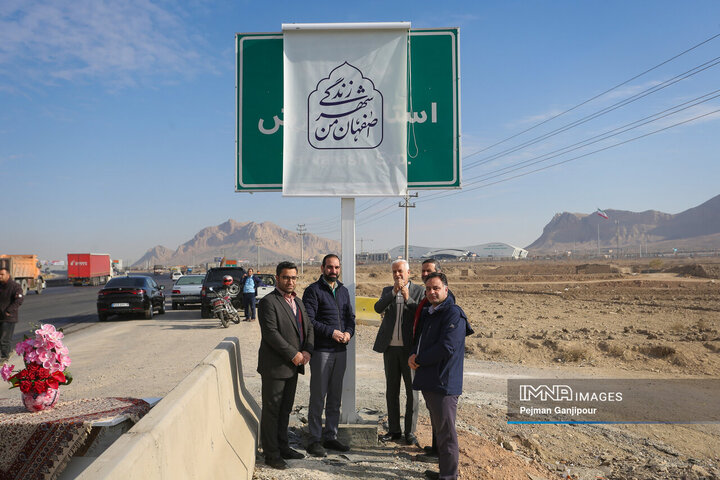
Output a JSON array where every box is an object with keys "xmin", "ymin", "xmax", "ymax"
[{"xmin": 2, "ymin": 1, "xmax": 719, "ymax": 264}]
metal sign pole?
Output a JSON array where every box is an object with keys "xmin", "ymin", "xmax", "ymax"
[{"xmin": 340, "ymin": 197, "xmax": 360, "ymax": 423}]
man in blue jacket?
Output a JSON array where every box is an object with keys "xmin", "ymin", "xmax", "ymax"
[
  {"xmin": 302, "ymin": 254, "xmax": 356, "ymax": 457},
  {"xmin": 409, "ymin": 272, "xmax": 473, "ymax": 480},
  {"xmin": 240, "ymin": 268, "xmax": 265, "ymax": 321}
]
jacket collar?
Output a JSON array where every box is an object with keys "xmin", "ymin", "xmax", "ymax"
[
  {"xmin": 317, "ymin": 275, "xmax": 343, "ymax": 291},
  {"xmin": 428, "ymin": 294, "xmax": 455, "ymax": 314}
]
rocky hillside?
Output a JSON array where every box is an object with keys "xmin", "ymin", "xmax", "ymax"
[
  {"xmin": 132, "ymin": 220, "xmax": 340, "ymax": 267},
  {"xmin": 527, "ymin": 194, "xmax": 720, "ymax": 254}
]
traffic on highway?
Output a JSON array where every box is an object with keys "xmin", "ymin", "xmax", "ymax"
[{"xmin": 8, "ymin": 272, "xmax": 251, "ymax": 345}]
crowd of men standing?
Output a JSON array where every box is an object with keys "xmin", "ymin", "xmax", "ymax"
[{"xmin": 256, "ymin": 256, "xmax": 472, "ymax": 480}]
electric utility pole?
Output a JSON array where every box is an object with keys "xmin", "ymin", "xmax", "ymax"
[
  {"xmin": 255, "ymin": 235, "xmax": 261, "ymax": 271},
  {"xmin": 359, "ymin": 237, "xmax": 373, "ymax": 253},
  {"xmin": 297, "ymin": 224, "xmax": 306, "ymax": 276},
  {"xmin": 399, "ymin": 192, "xmax": 418, "ymax": 261}
]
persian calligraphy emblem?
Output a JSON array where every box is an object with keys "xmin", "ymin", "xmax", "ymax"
[{"xmin": 308, "ymin": 62, "xmax": 383, "ymax": 150}]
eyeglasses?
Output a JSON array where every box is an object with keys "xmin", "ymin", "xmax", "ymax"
[{"xmin": 280, "ymin": 275, "xmax": 298, "ymax": 281}]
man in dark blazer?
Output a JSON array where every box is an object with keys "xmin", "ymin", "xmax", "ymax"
[
  {"xmin": 257, "ymin": 261, "xmax": 314, "ymax": 470},
  {"xmin": 373, "ymin": 259, "xmax": 424, "ymax": 445},
  {"xmin": 0, "ymin": 267, "xmax": 24, "ymax": 363}
]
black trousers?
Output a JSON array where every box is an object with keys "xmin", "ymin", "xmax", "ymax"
[
  {"xmin": 260, "ymin": 373, "xmax": 298, "ymax": 459},
  {"xmin": 243, "ymin": 292, "xmax": 256, "ymax": 319},
  {"xmin": 423, "ymin": 390, "xmax": 459, "ymax": 480},
  {"xmin": 383, "ymin": 346, "xmax": 418, "ymax": 435},
  {"xmin": 0, "ymin": 322, "xmax": 15, "ymax": 359}
]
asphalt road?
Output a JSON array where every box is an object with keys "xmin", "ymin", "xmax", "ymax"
[{"xmin": 10, "ymin": 272, "xmax": 178, "ymax": 343}]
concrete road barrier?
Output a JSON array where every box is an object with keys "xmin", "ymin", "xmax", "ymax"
[
  {"xmin": 355, "ymin": 296, "xmax": 381, "ymax": 326},
  {"xmin": 78, "ymin": 337, "xmax": 260, "ymax": 479}
]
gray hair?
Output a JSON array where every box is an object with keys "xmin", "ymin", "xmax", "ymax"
[{"xmin": 391, "ymin": 259, "xmax": 409, "ymax": 270}]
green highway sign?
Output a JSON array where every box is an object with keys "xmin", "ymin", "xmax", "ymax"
[{"xmin": 236, "ymin": 29, "xmax": 460, "ymax": 192}]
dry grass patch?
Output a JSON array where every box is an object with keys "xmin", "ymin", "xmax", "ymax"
[
  {"xmin": 670, "ymin": 352, "xmax": 690, "ymax": 367},
  {"xmin": 557, "ymin": 344, "xmax": 591, "ymax": 362},
  {"xmin": 478, "ymin": 340, "xmax": 504, "ymax": 356},
  {"xmin": 597, "ymin": 341, "xmax": 627, "ymax": 358},
  {"xmin": 639, "ymin": 344, "xmax": 676, "ymax": 358}
]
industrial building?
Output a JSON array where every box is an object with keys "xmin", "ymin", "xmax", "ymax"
[
  {"xmin": 423, "ymin": 248, "xmax": 472, "ymax": 260},
  {"xmin": 470, "ymin": 242, "xmax": 528, "ymax": 259}
]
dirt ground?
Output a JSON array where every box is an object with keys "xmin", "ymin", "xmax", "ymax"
[
  {"xmin": 3, "ymin": 258, "xmax": 718, "ymax": 479},
  {"xmin": 353, "ymin": 258, "xmax": 720, "ymax": 479},
  {"xmin": 357, "ymin": 259, "xmax": 720, "ymax": 378}
]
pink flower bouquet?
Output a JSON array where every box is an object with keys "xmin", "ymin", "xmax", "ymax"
[{"xmin": 2, "ymin": 324, "xmax": 73, "ymax": 399}]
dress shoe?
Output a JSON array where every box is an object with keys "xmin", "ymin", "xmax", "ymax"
[
  {"xmin": 379, "ymin": 432, "xmax": 402, "ymax": 442},
  {"xmin": 405, "ymin": 433, "xmax": 418, "ymax": 446},
  {"xmin": 423, "ymin": 445, "xmax": 439, "ymax": 457},
  {"xmin": 264, "ymin": 456, "xmax": 287, "ymax": 469},
  {"xmin": 323, "ymin": 438, "xmax": 350, "ymax": 452},
  {"xmin": 280, "ymin": 447, "xmax": 305, "ymax": 459},
  {"xmin": 424, "ymin": 469, "xmax": 440, "ymax": 480},
  {"xmin": 306, "ymin": 441, "xmax": 327, "ymax": 457}
]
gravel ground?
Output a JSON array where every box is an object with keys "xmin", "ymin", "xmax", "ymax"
[
  {"xmin": 9, "ymin": 260, "xmax": 718, "ymax": 479},
  {"xmin": 0, "ymin": 308, "xmax": 558, "ymax": 479}
]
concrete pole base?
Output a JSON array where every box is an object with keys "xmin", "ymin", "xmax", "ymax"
[{"xmin": 337, "ymin": 423, "xmax": 379, "ymax": 448}]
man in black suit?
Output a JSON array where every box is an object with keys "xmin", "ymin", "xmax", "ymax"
[
  {"xmin": 373, "ymin": 259, "xmax": 425, "ymax": 445},
  {"xmin": 257, "ymin": 261, "xmax": 314, "ymax": 470}
]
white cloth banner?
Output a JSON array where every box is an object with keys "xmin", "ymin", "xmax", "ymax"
[{"xmin": 282, "ymin": 26, "xmax": 408, "ymax": 196}]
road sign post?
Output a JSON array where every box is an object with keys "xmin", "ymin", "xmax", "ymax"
[{"xmin": 236, "ymin": 26, "xmax": 461, "ymax": 427}]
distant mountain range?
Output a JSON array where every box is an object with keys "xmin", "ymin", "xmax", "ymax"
[
  {"xmin": 132, "ymin": 220, "xmax": 340, "ymax": 267},
  {"xmin": 526, "ymin": 194, "xmax": 720, "ymax": 254},
  {"xmin": 133, "ymin": 195, "xmax": 720, "ymax": 267}
]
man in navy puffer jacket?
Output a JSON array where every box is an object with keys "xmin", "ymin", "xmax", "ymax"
[
  {"xmin": 409, "ymin": 272, "xmax": 473, "ymax": 480},
  {"xmin": 302, "ymin": 254, "xmax": 356, "ymax": 457}
]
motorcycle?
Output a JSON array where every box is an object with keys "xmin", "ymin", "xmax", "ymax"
[{"xmin": 208, "ymin": 285, "xmax": 241, "ymax": 328}]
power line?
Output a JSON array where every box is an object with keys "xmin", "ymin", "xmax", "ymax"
[
  {"xmin": 464, "ymin": 55, "xmax": 720, "ymax": 172},
  {"xmin": 418, "ymin": 107, "xmax": 720, "ymax": 203},
  {"xmin": 462, "ymin": 32, "xmax": 720, "ymax": 161},
  {"xmin": 465, "ymin": 89, "xmax": 720, "ymax": 184}
]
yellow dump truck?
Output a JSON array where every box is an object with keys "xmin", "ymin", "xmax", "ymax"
[{"xmin": 0, "ymin": 254, "xmax": 45, "ymax": 295}]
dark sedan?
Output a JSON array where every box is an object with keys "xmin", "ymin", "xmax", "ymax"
[{"xmin": 97, "ymin": 275, "xmax": 165, "ymax": 321}]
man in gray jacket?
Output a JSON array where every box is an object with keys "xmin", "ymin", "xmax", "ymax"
[{"xmin": 373, "ymin": 259, "xmax": 424, "ymax": 445}]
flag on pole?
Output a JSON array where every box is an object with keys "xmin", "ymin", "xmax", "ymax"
[
  {"xmin": 596, "ymin": 208, "xmax": 609, "ymax": 219},
  {"xmin": 282, "ymin": 23, "xmax": 409, "ymax": 196}
]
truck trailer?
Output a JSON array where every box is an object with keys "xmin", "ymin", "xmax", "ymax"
[
  {"xmin": 67, "ymin": 253, "xmax": 112, "ymax": 286},
  {"xmin": 0, "ymin": 254, "xmax": 45, "ymax": 295}
]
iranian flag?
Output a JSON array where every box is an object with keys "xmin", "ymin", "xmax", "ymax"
[{"xmin": 596, "ymin": 208, "xmax": 609, "ymax": 219}]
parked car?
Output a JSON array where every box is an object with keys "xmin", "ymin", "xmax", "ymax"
[
  {"xmin": 171, "ymin": 274, "xmax": 205, "ymax": 310},
  {"xmin": 200, "ymin": 266, "xmax": 246, "ymax": 318},
  {"xmin": 171, "ymin": 271, "xmax": 183, "ymax": 281},
  {"xmin": 97, "ymin": 275, "xmax": 165, "ymax": 321},
  {"xmin": 256, "ymin": 273, "xmax": 276, "ymax": 302}
]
